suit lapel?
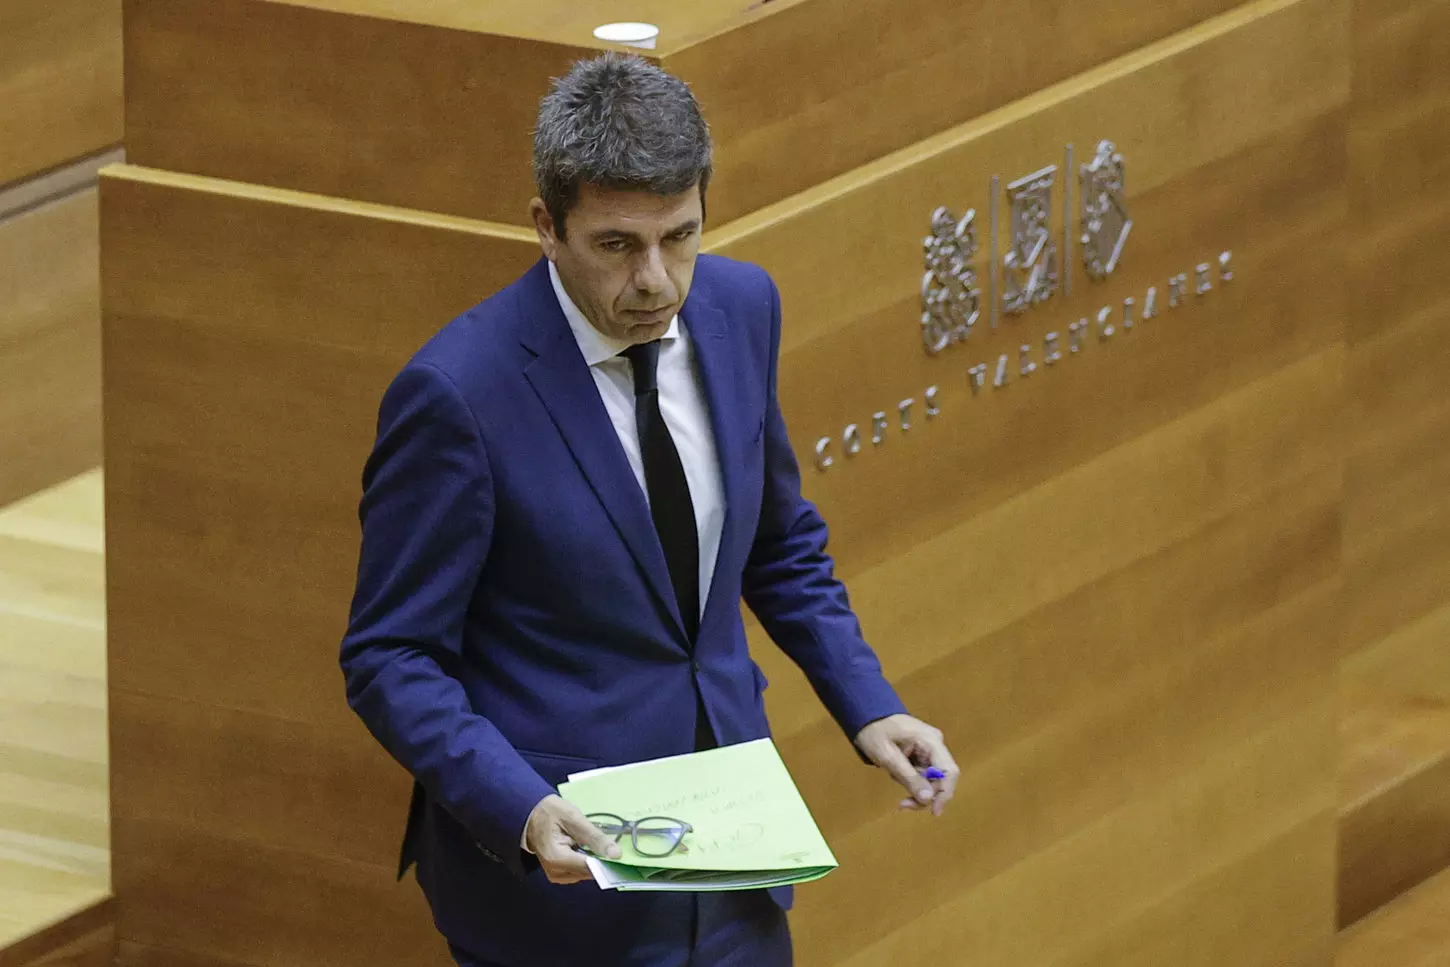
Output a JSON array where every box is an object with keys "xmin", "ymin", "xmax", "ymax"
[
  {"xmin": 683, "ymin": 284, "xmax": 743, "ymax": 631},
  {"xmin": 517, "ymin": 261, "xmax": 689, "ymax": 646}
]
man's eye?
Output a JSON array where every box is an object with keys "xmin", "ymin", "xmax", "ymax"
[
  {"xmin": 669, "ymin": 230, "xmax": 694, "ymax": 243},
  {"xmin": 602, "ymin": 239, "xmax": 630, "ymax": 253}
]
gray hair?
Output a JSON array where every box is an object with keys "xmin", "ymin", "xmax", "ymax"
[{"xmin": 533, "ymin": 53, "xmax": 712, "ymax": 239}]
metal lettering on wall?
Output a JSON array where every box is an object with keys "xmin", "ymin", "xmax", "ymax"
[
  {"xmin": 920, "ymin": 207, "xmax": 982, "ymax": 353},
  {"xmin": 1079, "ymin": 141, "xmax": 1131, "ymax": 281},
  {"xmin": 815, "ymin": 139, "xmax": 1237, "ymax": 473},
  {"xmin": 999, "ymin": 165, "xmax": 1060, "ymax": 317}
]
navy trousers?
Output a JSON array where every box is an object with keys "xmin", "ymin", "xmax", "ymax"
[{"xmin": 446, "ymin": 890, "xmax": 792, "ymax": 967}]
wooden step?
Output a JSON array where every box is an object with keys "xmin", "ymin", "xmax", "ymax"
[
  {"xmin": 1337, "ymin": 863, "xmax": 1450, "ymax": 967},
  {"xmin": 1338, "ymin": 602, "xmax": 1450, "ymax": 926}
]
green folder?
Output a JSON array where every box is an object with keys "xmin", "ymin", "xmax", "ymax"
[{"xmin": 558, "ymin": 738, "xmax": 838, "ymax": 892}]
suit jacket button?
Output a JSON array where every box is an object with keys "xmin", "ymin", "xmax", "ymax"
[{"xmin": 692, "ymin": 660, "xmax": 702, "ymax": 674}]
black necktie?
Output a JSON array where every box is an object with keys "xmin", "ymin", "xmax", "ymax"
[{"xmin": 622, "ymin": 340, "xmax": 700, "ymax": 643}]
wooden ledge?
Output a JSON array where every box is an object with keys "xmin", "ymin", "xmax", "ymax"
[
  {"xmin": 1338, "ymin": 864, "xmax": 1450, "ymax": 967},
  {"xmin": 0, "ymin": 896, "xmax": 114, "ymax": 967},
  {"xmin": 1338, "ymin": 685, "xmax": 1450, "ymax": 925}
]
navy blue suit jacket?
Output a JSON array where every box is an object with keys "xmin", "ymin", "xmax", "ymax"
[{"xmin": 340, "ymin": 255, "xmax": 906, "ymax": 961}]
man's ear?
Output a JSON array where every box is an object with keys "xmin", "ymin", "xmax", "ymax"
[{"xmin": 529, "ymin": 198, "xmax": 560, "ymax": 261}]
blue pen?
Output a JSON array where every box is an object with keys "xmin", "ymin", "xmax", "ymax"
[{"xmin": 922, "ymin": 766, "xmax": 946, "ymax": 781}]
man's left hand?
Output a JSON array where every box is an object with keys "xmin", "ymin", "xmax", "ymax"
[{"xmin": 854, "ymin": 713, "xmax": 959, "ymax": 816}]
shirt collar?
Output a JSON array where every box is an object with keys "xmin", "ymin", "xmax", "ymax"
[{"xmin": 548, "ymin": 260, "xmax": 680, "ymax": 368}]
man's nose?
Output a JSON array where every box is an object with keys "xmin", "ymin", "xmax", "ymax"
[{"xmin": 634, "ymin": 246, "xmax": 668, "ymax": 294}]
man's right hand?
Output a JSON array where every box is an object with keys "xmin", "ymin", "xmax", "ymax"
[{"xmin": 523, "ymin": 794, "xmax": 622, "ymax": 884}]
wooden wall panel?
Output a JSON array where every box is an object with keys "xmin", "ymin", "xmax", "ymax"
[
  {"xmin": 666, "ymin": 0, "xmax": 1243, "ymax": 228},
  {"xmin": 122, "ymin": 0, "xmax": 1243, "ymax": 227},
  {"xmin": 99, "ymin": 170, "xmax": 536, "ymax": 965},
  {"xmin": 0, "ymin": 0, "xmax": 122, "ymax": 188},
  {"xmin": 116, "ymin": 944, "xmax": 256, "ymax": 967},
  {"xmin": 102, "ymin": 1, "xmax": 1351, "ymax": 965},
  {"xmin": 758, "ymin": 350, "xmax": 1344, "ymax": 742},
  {"xmin": 1335, "ymin": 0, "xmax": 1450, "ymax": 924},
  {"xmin": 121, "ymin": 0, "xmax": 589, "ymax": 228},
  {"xmin": 0, "ymin": 191, "xmax": 103, "ymax": 507},
  {"xmin": 1342, "ymin": 0, "xmax": 1450, "ymax": 655},
  {"xmin": 716, "ymin": 0, "xmax": 1348, "ymax": 960},
  {"xmin": 101, "ymin": 170, "xmax": 537, "ymax": 725},
  {"xmin": 115, "ymin": 816, "xmax": 442, "ymax": 967},
  {"xmin": 710, "ymin": 0, "xmax": 1347, "ymax": 689},
  {"xmin": 836, "ymin": 710, "xmax": 1337, "ymax": 967},
  {"xmin": 782, "ymin": 471, "xmax": 1343, "ymax": 962},
  {"xmin": 109, "ymin": 688, "xmax": 402, "ymax": 869},
  {"xmin": 1343, "ymin": 601, "xmax": 1450, "ymax": 704}
]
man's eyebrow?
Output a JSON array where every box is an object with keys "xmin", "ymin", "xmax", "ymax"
[
  {"xmin": 589, "ymin": 219, "xmax": 700, "ymax": 243},
  {"xmin": 591, "ymin": 228, "xmax": 641, "ymax": 243}
]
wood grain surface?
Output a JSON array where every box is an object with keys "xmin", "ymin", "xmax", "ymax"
[
  {"xmin": 1337, "ymin": 865, "xmax": 1450, "ymax": 967},
  {"xmin": 0, "ymin": 192, "xmax": 103, "ymax": 508},
  {"xmin": 0, "ymin": 473, "xmax": 110, "ymax": 952},
  {"xmin": 0, "ymin": 907, "xmax": 114, "ymax": 967},
  {"xmin": 1334, "ymin": 0, "xmax": 1450, "ymax": 928},
  {"xmin": 1342, "ymin": 0, "xmax": 1450, "ymax": 655},
  {"xmin": 122, "ymin": 0, "xmax": 1245, "ymax": 227},
  {"xmin": 99, "ymin": 1, "xmax": 1361, "ymax": 964},
  {"xmin": 99, "ymin": 170, "xmax": 530, "ymax": 967},
  {"xmin": 0, "ymin": 0, "xmax": 121, "ymax": 188},
  {"xmin": 1337, "ymin": 682, "xmax": 1450, "ymax": 926},
  {"xmin": 253, "ymin": 0, "xmax": 796, "ymax": 45}
]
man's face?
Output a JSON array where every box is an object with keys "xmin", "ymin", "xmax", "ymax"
[{"xmin": 530, "ymin": 182, "xmax": 703, "ymax": 346}]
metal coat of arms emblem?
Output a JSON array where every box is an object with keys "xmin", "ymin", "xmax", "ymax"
[
  {"xmin": 1000, "ymin": 165, "xmax": 1060, "ymax": 315},
  {"xmin": 1079, "ymin": 140, "xmax": 1132, "ymax": 280},
  {"xmin": 920, "ymin": 205, "xmax": 981, "ymax": 354}
]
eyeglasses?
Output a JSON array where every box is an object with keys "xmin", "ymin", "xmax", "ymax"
[{"xmin": 587, "ymin": 812, "xmax": 693, "ymax": 858}]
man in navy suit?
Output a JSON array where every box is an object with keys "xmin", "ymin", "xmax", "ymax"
[{"xmin": 340, "ymin": 53, "xmax": 959, "ymax": 967}]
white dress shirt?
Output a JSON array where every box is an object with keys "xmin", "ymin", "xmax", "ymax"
[{"xmin": 547, "ymin": 261, "xmax": 725, "ymax": 619}]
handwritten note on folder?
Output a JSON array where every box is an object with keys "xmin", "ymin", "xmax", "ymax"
[{"xmin": 558, "ymin": 738, "xmax": 838, "ymax": 891}]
